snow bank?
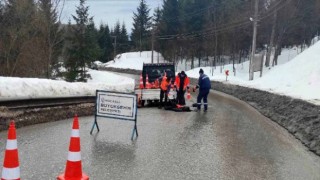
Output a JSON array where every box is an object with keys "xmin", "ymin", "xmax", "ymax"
[
  {"xmin": 102, "ymin": 51, "xmax": 166, "ymax": 70},
  {"xmin": 186, "ymin": 43, "xmax": 320, "ymax": 105},
  {"xmin": 252, "ymin": 42, "xmax": 320, "ymax": 104},
  {"xmin": 0, "ymin": 69, "xmax": 134, "ymax": 100}
]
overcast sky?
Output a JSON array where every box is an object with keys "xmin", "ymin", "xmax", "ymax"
[{"xmin": 60, "ymin": 0, "xmax": 163, "ymax": 33}]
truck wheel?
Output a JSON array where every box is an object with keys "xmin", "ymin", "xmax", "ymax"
[{"xmin": 154, "ymin": 100, "xmax": 160, "ymax": 106}]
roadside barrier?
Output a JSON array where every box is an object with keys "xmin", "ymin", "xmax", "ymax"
[
  {"xmin": 1, "ymin": 121, "xmax": 20, "ymax": 180},
  {"xmin": 57, "ymin": 115, "xmax": 89, "ymax": 180}
]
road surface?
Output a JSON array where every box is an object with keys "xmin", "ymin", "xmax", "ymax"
[{"xmin": 0, "ymin": 73, "xmax": 319, "ymax": 179}]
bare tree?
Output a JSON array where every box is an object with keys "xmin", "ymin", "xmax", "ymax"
[
  {"xmin": 37, "ymin": 0, "xmax": 65, "ymax": 78},
  {"xmin": 0, "ymin": 0, "xmax": 65, "ymax": 77}
]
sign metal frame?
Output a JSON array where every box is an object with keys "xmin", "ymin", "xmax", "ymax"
[{"xmin": 90, "ymin": 90, "xmax": 138, "ymax": 140}]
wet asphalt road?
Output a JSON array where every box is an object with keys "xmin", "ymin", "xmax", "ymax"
[{"xmin": 0, "ymin": 74, "xmax": 320, "ymax": 179}]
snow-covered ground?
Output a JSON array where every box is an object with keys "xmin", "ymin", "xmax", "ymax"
[
  {"xmin": 0, "ymin": 69, "xmax": 134, "ymax": 100},
  {"xmin": 187, "ymin": 42, "xmax": 320, "ymax": 105},
  {"xmin": 91, "ymin": 43, "xmax": 319, "ymax": 105},
  {"xmin": 177, "ymin": 46, "xmax": 301, "ymax": 72},
  {"xmin": 4, "ymin": 42, "xmax": 313, "ymax": 103},
  {"xmin": 100, "ymin": 51, "xmax": 166, "ymax": 70}
]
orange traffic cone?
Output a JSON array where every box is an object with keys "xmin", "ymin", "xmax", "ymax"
[
  {"xmin": 154, "ymin": 79, "xmax": 159, "ymax": 88},
  {"xmin": 139, "ymin": 74, "xmax": 144, "ymax": 89},
  {"xmin": 187, "ymin": 91, "xmax": 191, "ymax": 100},
  {"xmin": 1, "ymin": 120, "xmax": 20, "ymax": 180},
  {"xmin": 57, "ymin": 115, "xmax": 89, "ymax": 180},
  {"xmin": 146, "ymin": 74, "xmax": 150, "ymax": 89},
  {"xmin": 176, "ymin": 104, "xmax": 183, "ymax": 108}
]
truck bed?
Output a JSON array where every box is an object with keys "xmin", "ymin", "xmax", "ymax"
[{"xmin": 135, "ymin": 89, "xmax": 177, "ymax": 101}]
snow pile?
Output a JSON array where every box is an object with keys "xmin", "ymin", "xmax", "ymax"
[
  {"xmin": 102, "ymin": 51, "xmax": 166, "ymax": 70},
  {"xmin": 251, "ymin": 42, "xmax": 320, "ymax": 104},
  {"xmin": 186, "ymin": 43, "xmax": 320, "ymax": 105},
  {"xmin": 0, "ymin": 69, "xmax": 134, "ymax": 100}
]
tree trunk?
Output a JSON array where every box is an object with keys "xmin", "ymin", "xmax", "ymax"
[
  {"xmin": 214, "ymin": 32, "xmax": 218, "ymax": 68},
  {"xmin": 266, "ymin": 11, "xmax": 277, "ymax": 67},
  {"xmin": 273, "ymin": 45, "xmax": 281, "ymax": 66},
  {"xmin": 191, "ymin": 54, "xmax": 194, "ymax": 69},
  {"xmin": 273, "ymin": 28, "xmax": 286, "ymax": 66},
  {"xmin": 198, "ymin": 54, "xmax": 201, "ymax": 68}
]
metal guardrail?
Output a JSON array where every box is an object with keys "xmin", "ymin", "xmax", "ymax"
[
  {"xmin": 0, "ymin": 96, "xmax": 96, "ymax": 110},
  {"xmin": 0, "ymin": 70, "xmax": 138, "ymax": 111}
]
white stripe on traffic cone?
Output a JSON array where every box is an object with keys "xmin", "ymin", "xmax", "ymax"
[{"xmin": 2, "ymin": 120, "xmax": 20, "ymax": 180}]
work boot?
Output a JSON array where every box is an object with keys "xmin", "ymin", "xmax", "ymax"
[{"xmin": 204, "ymin": 109, "xmax": 207, "ymax": 112}]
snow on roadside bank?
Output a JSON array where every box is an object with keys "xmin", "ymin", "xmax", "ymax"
[
  {"xmin": 100, "ymin": 51, "xmax": 166, "ymax": 70},
  {"xmin": 0, "ymin": 69, "xmax": 134, "ymax": 100},
  {"xmin": 187, "ymin": 42, "xmax": 320, "ymax": 105}
]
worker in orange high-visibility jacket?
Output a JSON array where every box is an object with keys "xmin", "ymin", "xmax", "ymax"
[
  {"xmin": 175, "ymin": 71, "xmax": 190, "ymax": 105},
  {"xmin": 159, "ymin": 73, "xmax": 170, "ymax": 108}
]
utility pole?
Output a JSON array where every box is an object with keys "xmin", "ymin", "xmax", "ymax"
[
  {"xmin": 151, "ymin": 28, "xmax": 154, "ymax": 64},
  {"xmin": 140, "ymin": 31, "xmax": 142, "ymax": 57},
  {"xmin": 112, "ymin": 36, "xmax": 117, "ymax": 60},
  {"xmin": 249, "ymin": 0, "xmax": 259, "ymax": 81}
]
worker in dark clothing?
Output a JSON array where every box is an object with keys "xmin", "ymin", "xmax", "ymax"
[
  {"xmin": 159, "ymin": 73, "xmax": 169, "ymax": 108},
  {"xmin": 174, "ymin": 73, "xmax": 180, "ymax": 103},
  {"xmin": 194, "ymin": 69, "xmax": 211, "ymax": 112},
  {"xmin": 175, "ymin": 71, "xmax": 190, "ymax": 105}
]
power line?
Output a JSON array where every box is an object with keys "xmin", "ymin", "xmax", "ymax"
[
  {"xmin": 156, "ymin": 0, "xmax": 293, "ymax": 41},
  {"xmin": 162, "ymin": 5, "xmax": 215, "ymax": 23},
  {"xmin": 158, "ymin": 21, "xmax": 252, "ymax": 41},
  {"xmin": 258, "ymin": 0, "xmax": 293, "ymax": 21},
  {"xmin": 157, "ymin": 16, "xmax": 252, "ymax": 39}
]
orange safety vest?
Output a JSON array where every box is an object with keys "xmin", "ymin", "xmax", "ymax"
[
  {"xmin": 160, "ymin": 77, "xmax": 169, "ymax": 91},
  {"xmin": 175, "ymin": 76, "xmax": 190, "ymax": 91}
]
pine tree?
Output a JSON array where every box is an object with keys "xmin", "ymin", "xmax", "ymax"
[
  {"xmin": 98, "ymin": 24, "xmax": 113, "ymax": 62},
  {"xmin": 160, "ymin": 0, "xmax": 180, "ymax": 36},
  {"xmin": 158, "ymin": 0, "xmax": 180, "ymax": 61},
  {"xmin": 110, "ymin": 21, "xmax": 121, "ymax": 57},
  {"xmin": 153, "ymin": 6, "xmax": 162, "ymax": 27},
  {"xmin": 65, "ymin": 0, "xmax": 100, "ymax": 82},
  {"xmin": 119, "ymin": 22, "xmax": 129, "ymax": 53},
  {"xmin": 86, "ymin": 21, "xmax": 102, "ymax": 62},
  {"xmin": 131, "ymin": 0, "xmax": 152, "ymax": 51},
  {"xmin": 181, "ymin": 0, "xmax": 207, "ymax": 67},
  {"xmin": 104, "ymin": 25, "xmax": 114, "ymax": 61},
  {"xmin": 152, "ymin": 6, "xmax": 162, "ymax": 55}
]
